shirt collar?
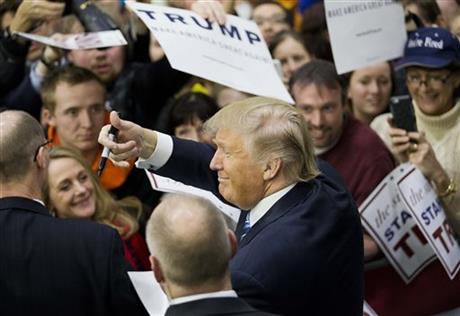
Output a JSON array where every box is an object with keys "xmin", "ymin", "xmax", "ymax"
[
  {"xmin": 170, "ymin": 290, "xmax": 237, "ymax": 306},
  {"xmin": 33, "ymin": 198, "xmax": 45, "ymax": 206},
  {"xmin": 249, "ymin": 183, "xmax": 296, "ymax": 226}
]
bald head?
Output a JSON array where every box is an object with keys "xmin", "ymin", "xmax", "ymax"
[
  {"xmin": 146, "ymin": 194, "xmax": 231, "ymax": 288},
  {"xmin": 0, "ymin": 110, "xmax": 45, "ymax": 182}
]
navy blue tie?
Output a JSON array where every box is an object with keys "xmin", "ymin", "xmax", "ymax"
[{"xmin": 240, "ymin": 212, "xmax": 251, "ymax": 241}]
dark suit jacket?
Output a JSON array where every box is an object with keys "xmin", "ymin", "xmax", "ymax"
[
  {"xmin": 154, "ymin": 138, "xmax": 364, "ymax": 316},
  {"xmin": 165, "ymin": 297, "xmax": 278, "ymax": 316},
  {"xmin": 0, "ymin": 197, "xmax": 148, "ymax": 316}
]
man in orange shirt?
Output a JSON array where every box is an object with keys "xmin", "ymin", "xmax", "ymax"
[{"xmin": 41, "ymin": 65, "xmax": 159, "ymax": 210}]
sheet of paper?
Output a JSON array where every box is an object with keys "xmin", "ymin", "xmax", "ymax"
[
  {"xmin": 324, "ymin": 0, "xmax": 406, "ymax": 74},
  {"xmin": 145, "ymin": 171, "xmax": 241, "ymax": 224},
  {"xmin": 360, "ymin": 164, "xmax": 435, "ymax": 283},
  {"xmin": 128, "ymin": 271, "xmax": 169, "ymax": 316},
  {"xmin": 127, "ymin": 1, "xmax": 293, "ymax": 103},
  {"xmin": 16, "ymin": 30, "xmax": 127, "ymax": 50},
  {"xmin": 363, "ymin": 300, "xmax": 378, "ymax": 316},
  {"xmin": 397, "ymin": 167, "xmax": 460, "ymax": 280}
]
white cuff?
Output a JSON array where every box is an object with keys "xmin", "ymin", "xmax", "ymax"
[
  {"xmin": 29, "ymin": 62, "xmax": 44, "ymax": 92},
  {"xmin": 135, "ymin": 132, "xmax": 173, "ymax": 170}
]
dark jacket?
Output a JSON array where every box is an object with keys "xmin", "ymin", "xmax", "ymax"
[
  {"xmin": 0, "ymin": 30, "xmax": 29, "ymax": 97},
  {"xmin": 0, "ymin": 197, "xmax": 148, "ymax": 316}
]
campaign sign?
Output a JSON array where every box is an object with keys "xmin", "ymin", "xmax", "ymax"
[
  {"xmin": 397, "ymin": 168, "xmax": 460, "ymax": 279},
  {"xmin": 360, "ymin": 164, "xmax": 435, "ymax": 283},
  {"xmin": 127, "ymin": 2, "xmax": 293, "ymax": 103},
  {"xmin": 324, "ymin": 0, "xmax": 406, "ymax": 74}
]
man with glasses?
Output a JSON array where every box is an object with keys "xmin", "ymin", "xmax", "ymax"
[
  {"xmin": 0, "ymin": 110, "xmax": 148, "ymax": 315},
  {"xmin": 369, "ymin": 27, "xmax": 460, "ymax": 316},
  {"xmin": 252, "ymin": 1, "xmax": 291, "ymax": 45}
]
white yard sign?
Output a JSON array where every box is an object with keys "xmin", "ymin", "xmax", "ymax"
[
  {"xmin": 361, "ymin": 163, "xmax": 460, "ymax": 282},
  {"xmin": 127, "ymin": 1, "xmax": 293, "ymax": 103},
  {"xmin": 360, "ymin": 165, "xmax": 435, "ymax": 283},
  {"xmin": 397, "ymin": 168, "xmax": 460, "ymax": 279},
  {"xmin": 324, "ymin": 0, "xmax": 406, "ymax": 74}
]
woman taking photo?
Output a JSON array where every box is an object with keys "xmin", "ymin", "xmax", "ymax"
[{"xmin": 368, "ymin": 27, "xmax": 460, "ymax": 316}]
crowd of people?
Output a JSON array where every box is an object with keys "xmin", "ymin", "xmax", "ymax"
[{"xmin": 1, "ymin": 0, "xmax": 460, "ymax": 315}]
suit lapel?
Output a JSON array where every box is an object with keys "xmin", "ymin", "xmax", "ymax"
[{"xmin": 237, "ymin": 182, "xmax": 312, "ymax": 248}]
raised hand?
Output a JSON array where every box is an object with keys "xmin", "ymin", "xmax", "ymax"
[
  {"xmin": 190, "ymin": 0, "xmax": 227, "ymax": 25},
  {"xmin": 10, "ymin": 0, "xmax": 65, "ymax": 33},
  {"xmin": 98, "ymin": 111, "xmax": 158, "ymax": 167}
]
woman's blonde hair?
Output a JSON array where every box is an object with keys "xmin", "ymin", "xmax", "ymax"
[{"xmin": 45, "ymin": 146, "xmax": 141, "ymax": 239}]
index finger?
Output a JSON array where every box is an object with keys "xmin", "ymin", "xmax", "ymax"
[
  {"xmin": 98, "ymin": 124, "xmax": 116, "ymax": 149},
  {"xmin": 388, "ymin": 125, "xmax": 408, "ymax": 137},
  {"xmin": 208, "ymin": 1, "xmax": 227, "ymax": 25}
]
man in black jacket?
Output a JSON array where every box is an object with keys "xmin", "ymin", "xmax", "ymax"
[
  {"xmin": 147, "ymin": 193, "xmax": 277, "ymax": 316},
  {"xmin": 0, "ymin": 109, "xmax": 148, "ymax": 316}
]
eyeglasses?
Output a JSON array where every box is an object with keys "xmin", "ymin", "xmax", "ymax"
[
  {"xmin": 33, "ymin": 140, "xmax": 51, "ymax": 162},
  {"xmin": 406, "ymin": 72, "xmax": 452, "ymax": 88}
]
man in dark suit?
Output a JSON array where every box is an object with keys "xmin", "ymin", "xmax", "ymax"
[
  {"xmin": 99, "ymin": 97, "xmax": 364, "ymax": 316},
  {"xmin": 0, "ymin": 110, "xmax": 148, "ymax": 316},
  {"xmin": 146, "ymin": 194, "xmax": 277, "ymax": 316}
]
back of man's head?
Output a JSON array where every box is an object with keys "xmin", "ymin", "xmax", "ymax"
[
  {"xmin": 204, "ymin": 96, "xmax": 319, "ymax": 183},
  {"xmin": 289, "ymin": 59, "xmax": 346, "ymax": 103},
  {"xmin": 41, "ymin": 65, "xmax": 105, "ymax": 113},
  {"xmin": 146, "ymin": 194, "xmax": 232, "ymax": 289},
  {"xmin": 0, "ymin": 110, "xmax": 45, "ymax": 182}
]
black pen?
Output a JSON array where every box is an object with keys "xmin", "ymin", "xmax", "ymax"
[{"xmin": 97, "ymin": 125, "xmax": 119, "ymax": 177}]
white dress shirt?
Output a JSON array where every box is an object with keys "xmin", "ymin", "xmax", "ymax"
[
  {"xmin": 248, "ymin": 183, "xmax": 295, "ymax": 226},
  {"xmin": 170, "ymin": 290, "xmax": 237, "ymax": 306}
]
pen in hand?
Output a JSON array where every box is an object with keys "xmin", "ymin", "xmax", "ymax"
[{"xmin": 97, "ymin": 125, "xmax": 119, "ymax": 177}]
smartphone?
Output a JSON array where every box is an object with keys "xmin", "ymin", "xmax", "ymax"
[{"xmin": 390, "ymin": 95, "xmax": 417, "ymax": 132}]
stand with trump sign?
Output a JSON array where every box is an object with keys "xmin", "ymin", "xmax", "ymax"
[{"xmin": 360, "ymin": 163, "xmax": 460, "ymax": 283}]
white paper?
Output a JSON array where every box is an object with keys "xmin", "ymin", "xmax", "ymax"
[
  {"xmin": 360, "ymin": 164, "xmax": 435, "ymax": 283},
  {"xmin": 145, "ymin": 171, "xmax": 241, "ymax": 224},
  {"xmin": 324, "ymin": 0, "xmax": 407, "ymax": 74},
  {"xmin": 397, "ymin": 167, "xmax": 460, "ymax": 280},
  {"xmin": 363, "ymin": 300, "xmax": 378, "ymax": 316},
  {"xmin": 128, "ymin": 271, "xmax": 169, "ymax": 316},
  {"xmin": 127, "ymin": 2, "xmax": 293, "ymax": 103},
  {"xmin": 16, "ymin": 30, "xmax": 127, "ymax": 50}
]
